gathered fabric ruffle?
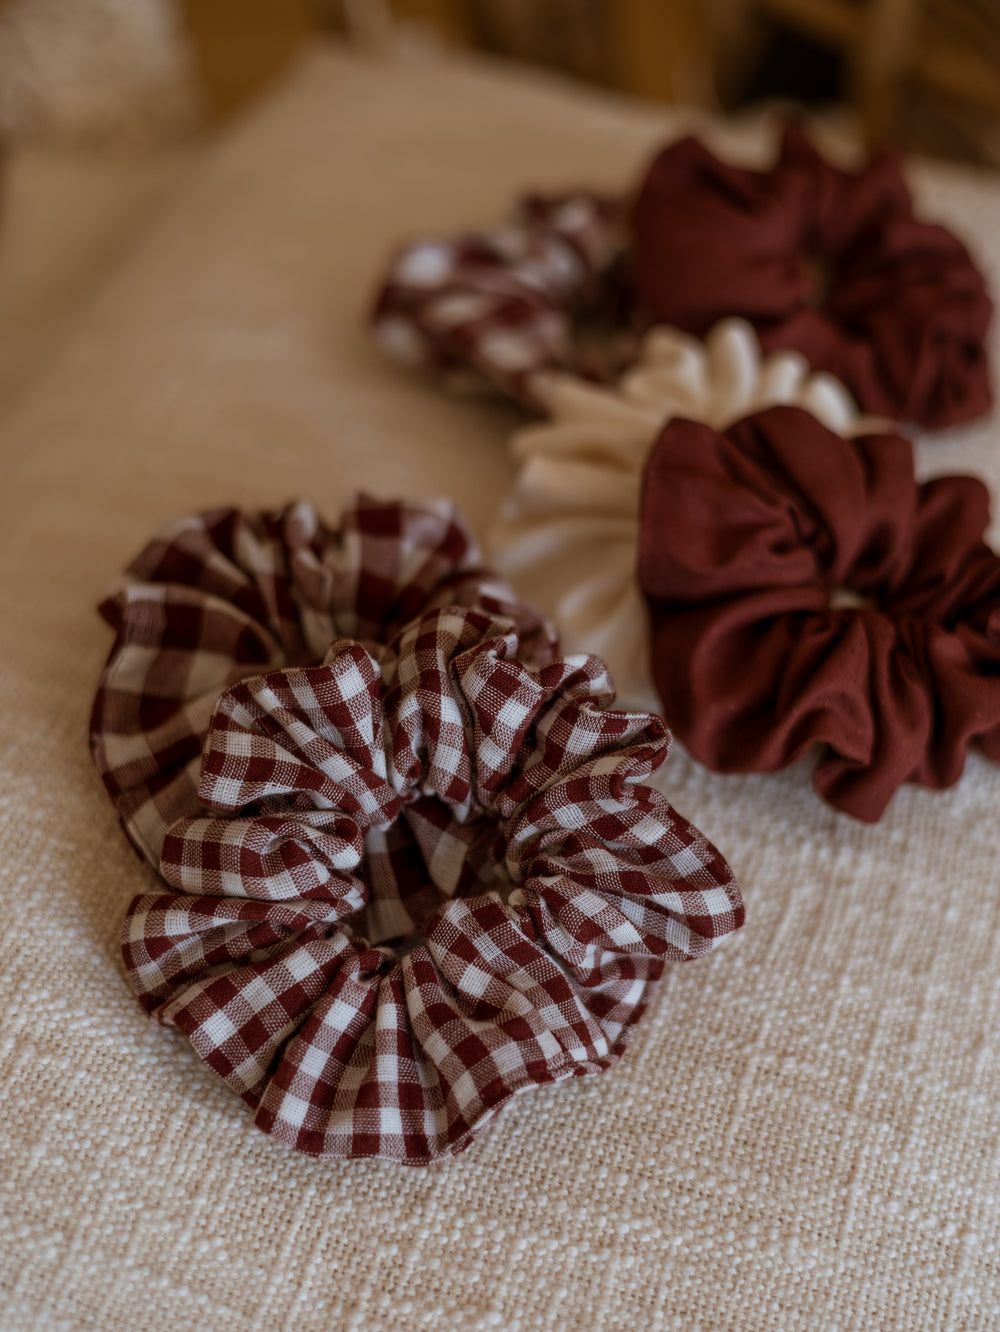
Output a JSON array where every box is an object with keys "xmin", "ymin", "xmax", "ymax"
[
  {"xmin": 630, "ymin": 124, "xmax": 993, "ymax": 429},
  {"xmin": 90, "ymin": 496, "xmax": 553, "ymax": 867},
  {"xmin": 490, "ymin": 318, "xmax": 863, "ymax": 710},
  {"xmin": 92, "ymin": 497, "xmax": 743, "ymax": 1162},
  {"xmin": 371, "ymin": 125, "xmax": 991, "ymax": 432},
  {"xmin": 639, "ymin": 405, "xmax": 1000, "ymax": 821},
  {"xmin": 371, "ymin": 192, "xmax": 632, "ymax": 413}
]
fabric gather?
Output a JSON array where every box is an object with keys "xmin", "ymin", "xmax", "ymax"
[
  {"xmin": 630, "ymin": 124, "xmax": 993, "ymax": 429},
  {"xmin": 90, "ymin": 497, "xmax": 743, "ymax": 1163},
  {"xmin": 490, "ymin": 318, "xmax": 863, "ymax": 711},
  {"xmin": 639, "ymin": 405, "xmax": 1000, "ymax": 821},
  {"xmin": 371, "ymin": 192, "xmax": 631, "ymax": 412}
]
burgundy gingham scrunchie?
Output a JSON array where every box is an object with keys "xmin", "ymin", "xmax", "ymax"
[
  {"xmin": 91, "ymin": 497, "xmax": 743, "ymax": 1163},
  {"xmin": 371, "ymin": 192, "xmax": 632, "ymax": 413}
]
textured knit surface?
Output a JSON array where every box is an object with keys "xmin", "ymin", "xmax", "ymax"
[
  {"xmin": 0, "ymin": 143, "xmax": 198, "ymax": 410},
  {"xmin": 3, "ymin": 40, "xmax": 1000, "ymax": 1331}
]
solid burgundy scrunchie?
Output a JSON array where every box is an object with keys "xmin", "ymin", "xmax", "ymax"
[
  {"xmin": 630, "ymin": 125, "xmax": 993, "ymax": 429},
  {"xmin": 639, "ymin": 405, "xmax": 1000, "ymax": 821}
]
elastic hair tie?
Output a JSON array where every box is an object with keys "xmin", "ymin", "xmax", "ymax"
[
  {"xmin": 630, "ymin": 124, "xmax": 993, "ymax": 429},
  {"xmin": 91, "ymin": 497, "xmax": 743, "ymax": 1162},
  {"xmin": 372, "ymin": 125, "xmax": 992, "ymax": 431},
  {"xmin": 639, "ymin": 405, "xmax": 1000, "ymax": 821},
  {"xmin": 490, "ymin": 318, "xmax": 865, "ymax": 712},
  {"xmin": 372, "ymin": 192, "xmax": 632, "ymax": 413}
]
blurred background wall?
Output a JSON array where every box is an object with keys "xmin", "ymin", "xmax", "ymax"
[
  {"xmin": 1, "ymin": 0, "xmax": 998, "ymax": 164},
  {"xmin": 1, "ymin": 0, "xmax": 996, "ymax": 409},
  {"xmin": 384, "ymin": 0, "xmax": 1000, "ymax": 164}
]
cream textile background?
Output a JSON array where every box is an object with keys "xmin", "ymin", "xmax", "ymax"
[
  {"xmin": 2, "ymin": 43, "xmax": 1000, "ymax": 1331},
  {"xmin": 0, "ymin": 0, "xmax": 197, "ymax": 145}
]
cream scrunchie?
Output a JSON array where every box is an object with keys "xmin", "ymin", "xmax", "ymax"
[{"xmin": 490, "ymin": 318, "xmax": 862, "ymax": 711}]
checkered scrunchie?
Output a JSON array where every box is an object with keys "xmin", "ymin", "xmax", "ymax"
[
  {"xmin": 372, "ymin": 126, "xmax": 993, "ymax": 431},
  {"xmin": 371, "ymin": 192, "xmax": 632, "ymax": 413},
  {"xmin": 91, "ymin": 498, "xmax": 743, "ymax": 1163}
]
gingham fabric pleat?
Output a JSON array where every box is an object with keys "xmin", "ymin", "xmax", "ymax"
[
  {"xmin": 92, "ymin": 498, "xmax": 742, "ymax": 1163},
  {"xmin": 90, "ymin": 496, "xmax": 555, "ymax": 868}
]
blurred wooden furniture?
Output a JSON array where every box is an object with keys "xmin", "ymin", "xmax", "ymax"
[
  {"xmin": 176, "ymin": 0, "xmax": 710, "ymax": 117},
  {"xmin": 708, "ymin": 0, "xmax": 1000, "ymax": 149},
  {"xmin": 176, "ymin": 0, "xmax": 319, "ymax": 118},
  {"xmin": 389, "ymin": 0, "xmax": 708, "ymax": 102},
  {"xmin": 389, "ymin": 0, "xmax": 473, "ymax": 44},
  {"xmin": 176, "ymin": 0, "xmax": 478, "ymax": 119},
  {"xmin": 604, "ymin": 0, "xmax": 708, "ymax": 104},
  {"xmin": 173, "ymin": 0, "xmax": 1000, "ymax": 162}
]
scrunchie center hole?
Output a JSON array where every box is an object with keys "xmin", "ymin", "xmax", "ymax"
[
  {"xmin": 802, "ymin": 253, "xmax": 832, "ymax": 309},
  {"xmin": 355, "ymin": 801, "xmax": 511, "ymax": 955},
  {"xmin": 829, "ymin": 586, "xmax": 876, "ymax": 612}
]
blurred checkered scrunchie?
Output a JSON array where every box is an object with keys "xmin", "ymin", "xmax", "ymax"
[
  {"xmin": 91, "ymin": 497, "xmax": 743, "ymax": 1163},
  {"xmin": 372, "ymin": 193, "xmax": 632, "ymax": 413}
]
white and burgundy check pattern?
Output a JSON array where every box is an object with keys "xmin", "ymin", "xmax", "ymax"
[
  {"xmin": 90, "ymin": 497, "xmax": 554, "ymax": 869},
  {"xmin": 92, "ymin": 498, "xmax": 743, "ymax": 1163},
  {"xmin": 372, "ymin": 193, "xmax": 632, "ymax": 412}
]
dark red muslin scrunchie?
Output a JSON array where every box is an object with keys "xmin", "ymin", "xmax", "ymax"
[
  {"xmin": 639, "ymin": 405, "xmax": 1000, "ymax": 821},
  {"xmin": 630, "ymin": 125, "xmax": 993, "ymax": 429}
]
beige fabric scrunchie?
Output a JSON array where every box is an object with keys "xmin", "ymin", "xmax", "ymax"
[{"xmin": 490, "ymin": 318, "xmax": 865, "ymax": 710}]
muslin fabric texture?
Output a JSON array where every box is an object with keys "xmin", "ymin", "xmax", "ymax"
[
  {"xmin": 490, "ymin": 318, "xmax": 861, "ymax": 711},
  {"xmin": 4, "ymin": 40, "xmax": 1000, "ymax": 1331},
  {"xmin": 640, "ymin": 406, "xmax": 1000, "ymax": 821}
]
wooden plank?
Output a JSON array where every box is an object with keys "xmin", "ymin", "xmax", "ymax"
[
  {"xmin": 177, "ymin": 0, "xmax": 317, "ymax": 119},
  {"xmin": 388, "ymin": 0, "xmax": 475, "ymax": 44},
  {"xmin": 606, "ymin": 0, "xmax": 706, "ymax": 104}
]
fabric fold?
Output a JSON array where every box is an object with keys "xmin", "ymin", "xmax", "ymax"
[
  {"xmin": 638, "ymin": 404, "xmax": 1000, "ymax": 820},
  {"xmin": 630, "ymin": 124, "xmax": 993, "ymax": 428}
]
